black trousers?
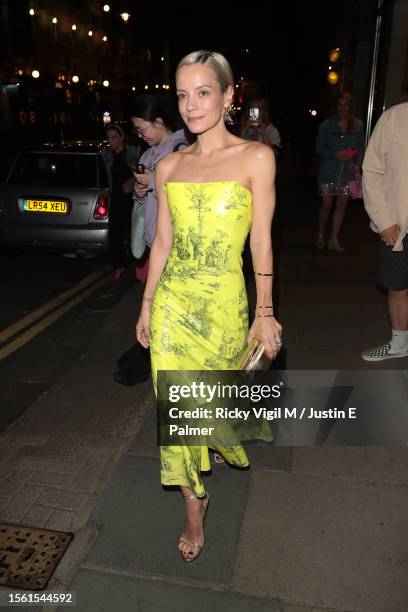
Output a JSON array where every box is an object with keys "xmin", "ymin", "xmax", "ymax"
[{"xmin": 108, "ymin": 198, "xmax": 133, "ymax": 269}]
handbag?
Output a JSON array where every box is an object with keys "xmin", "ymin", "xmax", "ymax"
[
  {"xmin": 238, "ymin": 338, "xmax": 273, "ymax": 372},
  {"xmin": 348, "ymin": 170, "xmax": 363, "ymax": 200}
]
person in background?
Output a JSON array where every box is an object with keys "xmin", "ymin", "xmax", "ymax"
[
  {"xmin": 241, "ymin": 97, "xmax": 281, "ymax": 156},
  {"xmin": 130, "ymin": 96, "xmax": 189, "ymax": 282},
  {"xmin": 315, "ymin": 92, "xmax": 364, "ymax": 252},
  {"xmin": 102, "ymin": 124, "xmax": 138, "ymax": 282},
  {"xmin": 361, "ymin": 102, "xmax": 408, "ymax": 361}
]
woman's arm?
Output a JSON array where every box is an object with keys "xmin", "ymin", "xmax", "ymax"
[
  {"xmin": 247, "ymin": 143, "xmax": 282, "ymax": 358},
  {"xmin": 136, "ymin": 157, "xmax": 174, "ymax": 348}
]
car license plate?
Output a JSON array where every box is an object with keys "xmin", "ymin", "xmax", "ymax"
[{"xmin": 23, "ymin": 199, "xmax": 68, "ymax": 214}]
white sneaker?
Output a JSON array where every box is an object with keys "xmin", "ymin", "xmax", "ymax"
[{"xmin": 361, "ymin": 342, "xmax": 408, "ymax": 362}]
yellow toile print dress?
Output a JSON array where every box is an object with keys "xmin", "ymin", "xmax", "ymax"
[{"xmin": 150, "ymin": 181, "xmax": 252, "ymax": 497}]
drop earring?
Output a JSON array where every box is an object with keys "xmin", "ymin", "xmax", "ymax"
[{"xmin": 224, "ymin": 104, "xmax": 233, "ymax": 123}]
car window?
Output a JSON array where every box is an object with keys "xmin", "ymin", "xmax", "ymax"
[{"xmin": 8, "ymin": 153, "xmax": 98, "ymax": 188}]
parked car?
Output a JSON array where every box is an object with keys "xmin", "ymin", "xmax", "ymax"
[{"xmin": 0, "ymin": 141, "xmax": 111, "ymax": 257}]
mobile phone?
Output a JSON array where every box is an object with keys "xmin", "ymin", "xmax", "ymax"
[{"xmin": 249, "ymin": 107, "xmax": 259, "ymax": 126}]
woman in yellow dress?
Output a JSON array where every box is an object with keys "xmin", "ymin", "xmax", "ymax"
[{"xmin": 136, "ymin": 50, "xmax": 282, "ymax": 562}]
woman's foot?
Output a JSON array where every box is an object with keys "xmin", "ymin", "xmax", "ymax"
[
  {"xmin": 213, "ymin": 452, "xmax": 225, "ymax": 464},
  {"xmin": 178, "ymin": 493, "xmax": 209, "ymax": 562},
  {"xmin": 315, "ymin": 233, "xmax": 325, "ymax": 250},
  {"xmin": 327, "ymin": 238, "xmax": 345, "ymax": 252}
]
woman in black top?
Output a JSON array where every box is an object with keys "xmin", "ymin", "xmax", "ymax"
[{"xmin": 103, "ymin": 125, "xmax": 138, "ymax": 281}]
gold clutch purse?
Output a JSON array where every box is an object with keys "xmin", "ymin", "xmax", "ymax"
[{"xmin": 238, "ymin": 338, "xmax": 273, "ymax": 372}]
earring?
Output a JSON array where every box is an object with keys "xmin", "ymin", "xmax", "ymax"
[{"xmin": 224, "ymin": 105, "xmax": 233, "ymax": 123}]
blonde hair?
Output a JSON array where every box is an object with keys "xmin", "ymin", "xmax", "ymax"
[{"xmin": 176, "ymin": 50, "xmax": 234, "ymax": 93}]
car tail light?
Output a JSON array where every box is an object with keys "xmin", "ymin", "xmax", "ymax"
[{"xmin": 94, "ymin": 194, "xmax": 109, "ymax": 220}]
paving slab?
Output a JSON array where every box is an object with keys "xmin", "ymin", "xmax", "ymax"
[
  {"xmin": 85, "ymin": 455, "xmax": 250, "ymax": 585},
  {"xmin": 233, "ymin": 471, "xmax": 408, "ymax": 612},
  {"xmin": 71, "ymin": 569, "xmax": 283, "ymax": 612},
  {"xmin": 127, "ymin": 399, "xmax": 159, "ymax": 458},
  {"xmin": 292, "ymin": 448, "xmax": 408, "ymax": 485}
]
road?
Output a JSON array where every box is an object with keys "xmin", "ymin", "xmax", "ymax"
[{"xmin": 0, "ymin": 249, "xmax": 140, "ymax": 432}]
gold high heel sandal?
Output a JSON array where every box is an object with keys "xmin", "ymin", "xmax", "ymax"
[{"xmin": 178, "ymin": 493, "xmax": 210, "ymax": 562}]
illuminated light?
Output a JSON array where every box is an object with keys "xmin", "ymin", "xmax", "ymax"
[
  {"xmin": 103, "ymin": 4, "xmax": 110, "ymax": 11},
  {"xmin": 103, "ymin": 80, "xmax": 109, "ymax": 87},
  {"xmin": 162, "ymin": 84, "xmax": 166, "ymax": 89},
  {"xmin": 327, "ymin": 70, "xmax": 339, "ymax": 85},
  {"xmin": 17, "ymin": 69, "xmax": 23, "ymax": 76},
  {"xmin": 103, "ymin": 36, "xmax": 108, "ymax": 42},
  {"xmin": 240, "ymin": 76, "xmax": 244, "ymax": 80},
  {"xmin": 72, "ymin": 75, "xmax": 79, "ymax": 83},
  {"xmin": 32, "ymin": 70, "xmax": 40, "ymax": 79},
  {"xmin": 309, "ymin": 108, "xmax": 318, "ymax": 117},
  {"xmin": 132, "ymin": 86, "xmax": 136, "ymax": 91},
  {"xmin": 144, "ymin": 85, "xmax": 148, "ymax": 90},
  {"xmin": 88, "ymin": 30, "xmax": 93, "ymax": 36},
  {"xmin": 72, "ymin": 24, "xmax": 77, "ymax": 31},
  {"xmin": 235, "ymin": 84, "xmax": 239, "ymax": 88},
  {"xmin": 29, "ymin": 8, "xmax": 35, "ymax": 16},
  {"xmin": 328, "ymin": 65, "xmax": 332, "ymax": 70},
  {"xmin": 245, "ymin": 48, "xmax": 249, "ymax": 53},
  {"xmin": 103, "ymin": 111, "xmax": 111, "ymax": 125},
  {"xmin": 155, "ymin": 84, "xmax": 159, "ymax": 89},
  {"xmin": 52, "ymin": 17, "xmax": 58, "ymax": 24},
  {"xmin": 120, "ymin": 12, "xmax": 130, "ymax": 22},
  {"xmin": 329, "ymin": 48, "xmax": 341, "ymax": 63},
  {"xmin": 161, "ymin": 57, "xmax": 164, "ymax": 62}
]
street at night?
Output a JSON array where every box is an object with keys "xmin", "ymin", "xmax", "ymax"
[{"xmin": 1, "ymin": 1, "xmax": 408, "ymax": 611}]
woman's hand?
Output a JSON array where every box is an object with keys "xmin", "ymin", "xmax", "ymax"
[
  {"xmin": 134, "ymin": 169, "xmax": 153, "ymax": 188},
  {"xmin": 247, "ymin": 315, "xmax": 283, "ymax": 359},
  {"xmin": 135, "ymin": 185, "xmax": 149, "ymax": 198},
  {"xmin": 380, "ymin": 224, "xmax": 400, "ymax": 247},
  {"xmin": 136, "ymin": 306, "xmax": 151, "ymax": 348}
]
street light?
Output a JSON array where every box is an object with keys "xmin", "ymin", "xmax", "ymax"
[
  {"xmin": 88, "ymin": 30, "xmax": 93, "ymax": 36},
  {"xmin": 103, "ymin": 4, "xmax": 110, "ymax": 11},
  {"xmin": 32, "ymin": 70, "xmax": 40, "ymax": 79},
  {"xmin": 52, "ymin": 17, "xmax": 58, "ymax": 24},
  {"xmin": 29, "ymin": 8, "xmax": 35, "ymax": 16},
  {"xmin": 120, "ymin": 12, "xmax": 130, "ymax": 22},
  {"xmin": 72, "ymin": 24, "xmax": 77, "ymax": 31},
  {"xmin": 103, "ymin": 36, "xmax": 108, "ymax": 42},
  {"xmin": 103, "ymin": 80, "xmax": 109, "ymax": 87},
  {"xmin": 72, "ymin": 75, "xmax": 79, "ymax": 83}
]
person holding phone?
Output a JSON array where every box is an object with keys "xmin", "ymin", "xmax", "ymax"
[
  {"xmin": 101, "ymin": 124, "xmax": 139, "ymax": 282},
  {"xmin": 129, "ymin": 96, "xmax": 189, "ymax": 282},
  {"xmin": 315, "ymin": 91, "xmax": 364, "ymax": 252},
  {"xmin": 240, "ymin": 97, "xmax": 281, "ymax": 156},
  {"xmin": 135, "ymin": 50, "xmax": 281, "ymax": 562}
]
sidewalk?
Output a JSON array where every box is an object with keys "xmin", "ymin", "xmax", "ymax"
[{"xmin": 1, "ymin": 178, "xmax": 408, "ymax": 611}]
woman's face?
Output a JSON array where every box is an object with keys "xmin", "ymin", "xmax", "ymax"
[
  {"xmin": 337, "ymin": 98, "xmax": 351, "ymax": 119},
  {"xmin": 107, "ymin": 129, "xmax": 124, "ymax": 152},
  {"xmin": 176, "ymin": 63, "xmax": 232, "ymax": 134},
  {"xmin": 131, "ymin": 117, "xmax": 165, "ymax": 146}
]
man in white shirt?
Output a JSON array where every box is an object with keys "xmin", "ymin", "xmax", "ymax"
[{"xmin": 361, "ymin": 102, "xmax": 408, "ymax": 361}]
